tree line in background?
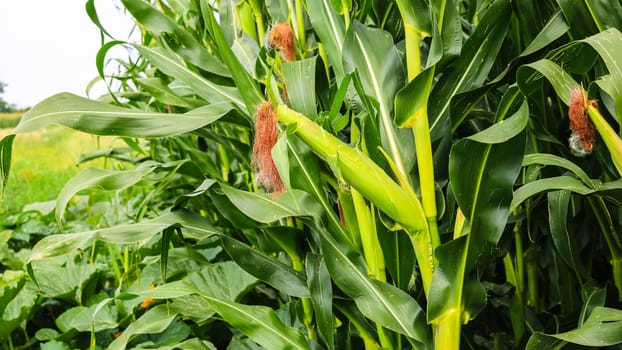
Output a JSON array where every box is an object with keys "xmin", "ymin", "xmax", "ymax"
[{"xmin": 0, "ymin": 81, "xmax": 22, "ymax": 113}]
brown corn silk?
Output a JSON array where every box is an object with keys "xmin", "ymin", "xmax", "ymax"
[
  {"xmin": 269, "ymin": 23, "xmax": 296, "ymax": 62},
  {"xmin": 252, "ymin": 102, "xmax": 284, "ymax": 194},
  {"xmin": 568, "ymin": 87, "xmax": 596, "ymax": 153}
]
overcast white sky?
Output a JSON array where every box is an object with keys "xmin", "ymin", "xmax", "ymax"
[{"xmin": 0, "ymin": 1, "xmax": 139, "ymax": 108}]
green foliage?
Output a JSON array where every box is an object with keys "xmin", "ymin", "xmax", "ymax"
[{"xmin": 2, "ymin": 0, "xmax": 622, "ymax": 349}]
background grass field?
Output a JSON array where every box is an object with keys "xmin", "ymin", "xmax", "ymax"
[{"xmin": 1, "ymin": 112, "xmax": 120, "ymax": 213}]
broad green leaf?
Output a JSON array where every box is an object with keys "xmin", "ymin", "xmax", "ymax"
[
  {"xmin": 450, "ymin": 12, "xmax": 569, "ymax": 128},
  {"xmin": 0, "ymin": 273, "xmax": 37, "ymax": 339},
  {"xmin": 306, "ymin": 253, "xmax": 334, "ymax": 350},
  {"xmin": 343, "ymin": 21, "xmax": 413, "ymax": 175},
  {"xmin": 120, "ymin": 280, "xmax": 196, "ymax": 300},
  {"xmin": 511, "ymin": 176, "xmax": 594, "ymax": 211},
  {"xmin": 529, "ymin": 307, "xmax": 622, "ymax": 347},
  {"xmin": 429, "ymin": 0, "xmax": 461, "ymax": 64},
  {"xmin": 548, "ymin": 190, "xmax": 588, "ymax": 278},
  {"xmin": 169, "ymin": 294, "xmax": 215, "ymax": 324},
  {"xmin": 429, "ymin": 131, "xmax": 525, "ymax": 324},
  {"xmin": 231, "ymin": 34, "xmax": 260, "ymax": 78},
  {"xmin": 522, "ymin": 10, "xmax": 570, "ymax": 57},
  {"xmin": 333, "ymin": 300, "xmax": 381, "ymax": 348},
  {"xmin": 139, "ymin": 338, "xmax": 217, "ymax": 350},
  {"xmin": 40, "ymin": 340, "xmax": 71, "ymax": 350},
  {"xmin": 31, "ymin": 257, "xmax": 102, "ymax": 301},
  {"xmin": 0, "ymin": 134, "xmax": 15, "ymax": 195},
  {"xmin": 517, "ymin": 59, "xmax": 577, "ymax": 104},
  {"xmin": 30, "ymin": 211, "xmax": 220, "ymax": 261},
  {"xmin": 200, "ymin": 0, "xmax": 263, "ymax": 116},
  {"xmin": 428, "ymin": 0, "xmax": 511, "ymax": 138},
  {"xmin": 394, "ymin": 68, "xmax": 434, "ymax": 128},
  {"xmin": 467, "ymin": 100, "xmax": 529, "ymax": 143},
  {"xmin": 55, "ymin": 303, "xmax": 117, "ymax": 332},
  {"xmin": 136, "ymin": 77, "xmax": 202, "ymax": 108},
  {"xmin": 319, "ymin": 229, "xmax": 432, "ymax": 347},
  {"xmin": 134, "ymin": 45, "xmax": 245, "ymax": 110},
  {"xmin": 121, "ymin": 0, "xmax": 230, "ymax": 76},
  {"xmin": 55, "ymin": 166, "xmax": 156, "ymax": 226},
  {"xmin": 197, "ymin": 295, "xmax": 311, "ymax": 350},
  {"xmin": 108, "ymin": 304, "xmax": 177, "ymax": 350},
  {"xmin": 525, "ymin": 333, "xmax": 567, "ymax": 350},
  {"xmin": 395, "ymin": 0, "xmax": 431, "ymax": 37},
  {"xmin": 283, "ymin": 57, "xmax": 318, "ymax": 119},
  {"xmin": 558, "ymin": 0, "xmax": 622, "ymax": 39},
  {"xmin": 582, "ymin": 28, "xmax": 622, "ymax": 123},
  {"xmin": 220, "ymin": 235, "xmax": 309, "ymax": 297},
  {"xmin": 185, "ymin": 261, "xmax": 257, "ymax": 301},
  {"xmin": 377, "ymin": 228, "xmax": 414, "ymax": 291},
  {"xmin": 221, "ymin": 185, "xmax": 323, "ymax": 223},
  {"xmin": 450, "ymin": 134, "xmax": 525, "ymax": 245},
  {"xmin": 522, "ymin": 153, "xmax": 594, "ymax": 187},
  {"xmin": 8, "ymin": 93, "xmax": 231, "ymax": 137},
  {"xmin": 307, "ymin": 0, "xmax": 346, "ymax": 80},
  {"xmin": 580, "ymin": 285, "xmax": 607, "ymax": 325}
]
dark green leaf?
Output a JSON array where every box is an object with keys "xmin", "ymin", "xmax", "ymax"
[
  {"xmin": 196, "ymin": 294, "xmax": 311, "ymax": 350},
  {"xmin": 548, "ymin": 190, "xmax": 588, "ymax": 278},
  {"xmin": 467, "ymin": 100, "xmax": 529, "ymax": 143},
  {"xmin": 319, "ymin": 229, "xmax": 432, "ymax": 347},
  {"xmin": 221, "ymin": 235, "xmax": 309, "ymax": 297},
  {"xmin": 306, "ymin": 253, "xmax": 334, "ymax": 350},
  {"xmin": 531, "ymin": 307, "xmax": 622, "ymax": 347},
  {"xmin": 522, "ymin": 153, "xmax": 594, "ymax": 187},
  {"xmin": 429, "ymin": 0, "xmax": 511, "ymax": 139},
  {"xmin": 511, "ymin": 176, "xmax": 594, "ymax": 211}
]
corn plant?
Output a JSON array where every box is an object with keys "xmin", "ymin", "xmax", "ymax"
[{"xmin": 2, "ymin": 0, "xmax": 622, "ymax": 349}]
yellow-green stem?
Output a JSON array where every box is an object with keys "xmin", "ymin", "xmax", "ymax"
[
  {"xmin": 526, "ymin": 247, "xmax": 539, "ymax": 310},
  {"xmin": 351, "ymin": 189, "xmax": 386, "ymax": 281},
  {"xmin": 413, "ymin": 112, "xmax": 440, "ymax": 255},
  {"xmin": 295, "ymin": 0, "xmax": 306, "ymax": 56},
  {"xmin": 586, "ymin": 104, "xmax": 622, "ymax": 176},
  {"xmin": 433, "ymin": 309, "xmax": 462, "ymax": 350},
  {"xmin": 401, "ymin": 21, "xmax": 441, "ymax": 268},
  {"xmin": 404, "ymin": 24, "xmax": 423, "ymax": 81},
  {"xmin": 291, "ymin": 254, "xmax": 317, "ymax": 341},
  {"xmin": 247, "ymin": 0, "xmax": 266, "ymax": 41},
  {"xmin": 237, "ymin": 1, "xmax": 257, "ymax": 42},
  {"xmin": 341, "ymin": 0, "xmax": 351, "ymax": 28}
]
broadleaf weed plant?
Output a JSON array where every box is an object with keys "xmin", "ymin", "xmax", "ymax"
[{"xmin": 2, "ymin": 0, "xmax": 622, "ymax": 349}]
